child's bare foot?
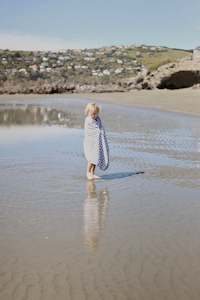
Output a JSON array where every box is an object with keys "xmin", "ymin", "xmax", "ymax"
[
  {"xmin": 87, "ymin": 172, "xmax": 93, "ymax": 180},
  {"xmin": 93, "ymin": 175, "xmax": 101, "ymax": 179}
]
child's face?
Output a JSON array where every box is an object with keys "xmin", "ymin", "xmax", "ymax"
[{"xmin": 89, "ymin": 109, "xmax": 98, "ymax": 119}]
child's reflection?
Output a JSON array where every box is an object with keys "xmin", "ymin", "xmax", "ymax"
[{"xmin": 84, "ymin": 180, "xmax": 109, "ymax": 251}]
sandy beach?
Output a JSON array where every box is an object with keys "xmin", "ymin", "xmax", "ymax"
[
  {"xmin": 75, "ymin": 88, "xmax": 200, "ymax": 117},
  {"xmin": 0, "ymin": 94, "xmax": 200, "ymax": 300},
  {"xmin": 1, "ymin": 88, "xmax": 200, "ymax": 117}
]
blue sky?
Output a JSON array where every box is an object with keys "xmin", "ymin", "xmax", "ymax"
[{"xmin": 0, "ymin": 0, "xmax": 200, "ymax": 50}]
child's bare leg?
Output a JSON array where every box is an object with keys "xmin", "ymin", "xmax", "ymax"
[
  {"xmin": 87, "ymin": 163, "xmax": 100, "ymax": 179},
  {"xmin": 87, "ymin": 162, "xmax": 93, "ymax": 179},
  {"xmin": 91, "ymin": 164, "xmax": 100, "ymax": 179},
  {"xmin": 87, "ymin": 163, "xmax": 92, "ymax": 174},
  {"xmin": 90, "ymin": 164, "xmax": 95, "ymax": 175}
]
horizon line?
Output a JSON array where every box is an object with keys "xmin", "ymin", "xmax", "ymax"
[{"xmin": 0, "ymin": 43, "xmax": 193, "ymax": 52}]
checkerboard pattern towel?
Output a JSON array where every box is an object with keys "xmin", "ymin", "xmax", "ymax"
[{"xmin": 84, "ymin": 115, "xmax": 109, "ymax": 170}]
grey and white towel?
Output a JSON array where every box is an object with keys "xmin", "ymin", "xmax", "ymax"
[{"xmin": 84, "ymin": 116, "xmax": 109, "ymax": 171}]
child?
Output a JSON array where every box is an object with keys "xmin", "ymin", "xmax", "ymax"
[{"xmin": 84, "ymin": 103, "xmax": 109, "ymax": 180}]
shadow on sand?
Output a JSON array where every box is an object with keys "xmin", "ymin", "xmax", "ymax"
[{"xmin": 100, "ymin": 171, "xmax": 144, "ymax": 180}]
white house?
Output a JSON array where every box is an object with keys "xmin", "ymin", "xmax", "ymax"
[
  {"xmin": 92, "ymin": 71, "xmax": 98, "ymax": 76},
  {"xmin": 18, "ymin": 68, "xmax": 27, "ymax": 74},
  {"xmin": 117, "ymin": 59, "xmax": 123, "ymax": 64},
  {"xmin": 84, "ymin": 57, "xmax": 95, "ymax": 62},
  {"xmin": 2, "ymin": 58, "xmax": 7, "ymax": 64},
  {"xmin": 74, "ymin": 65, "xmax": 81, "ymax": 69},
  {"xmin": 115, "ymin": 68, "xmax": 123, "ymax": 74},
  {"xmin": 46, "ymin": 67, "xmax": 52, "ymax": 72},
  {"xmin": 102, "ymin": 70, "xmax": 110, "ymax": 75}
]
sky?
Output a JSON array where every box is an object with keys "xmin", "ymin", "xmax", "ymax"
[{"xmin": 0, "ymin": 0, "xmax": 200, "ymax": 51}]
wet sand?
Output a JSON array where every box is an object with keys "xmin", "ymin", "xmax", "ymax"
[
  {"xmin": 1, "ymin": 88, "xmax": 200, "ymax": 117},
  {"xmin": 0, "ymin": 95, "xmax": 200, "ymax": 300},
  {"xmin": 75, "ymin": 88, "xmax": 200, "ymax": 117}
]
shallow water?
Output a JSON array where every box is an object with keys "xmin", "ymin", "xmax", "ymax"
[{"xmin": 0, "ymin": 95, "xmax": 200, "ymax": 300}]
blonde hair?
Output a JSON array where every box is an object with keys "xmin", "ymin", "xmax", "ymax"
[{"xmin": 85, "ymin": 103, "xmax": 100, "ymax": 116}]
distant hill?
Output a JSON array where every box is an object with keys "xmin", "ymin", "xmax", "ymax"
[{"xmin": 0, "ymin": 44, "xmax": 192, "ymax": 94}]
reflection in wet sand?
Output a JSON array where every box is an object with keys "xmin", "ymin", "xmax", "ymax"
[
  {"xmin": 0, "ymin": 105, "xmax": 80, "ymax": 127},
  {"xmin": 84, "ymin": 181, "xmax": 109, "ymax": 251}
]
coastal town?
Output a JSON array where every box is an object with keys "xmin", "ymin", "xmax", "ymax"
[{"xmin": 0, "ymin": 44, "xmax": 194, "ymax": 93}]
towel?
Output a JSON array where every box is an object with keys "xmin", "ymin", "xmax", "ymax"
[{"xmin": 84, "ymin": 115, "xmax": 109, "ymax": 170}]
